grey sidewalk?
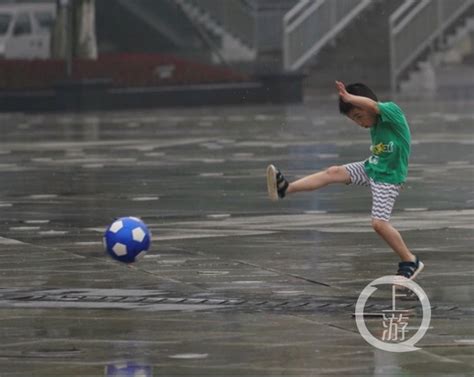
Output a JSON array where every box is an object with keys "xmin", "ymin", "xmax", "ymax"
[{"xmin": 0, "ymin": 99, "xmax": 473, "ymax": 376}]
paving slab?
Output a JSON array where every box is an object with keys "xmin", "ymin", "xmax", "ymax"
[{"xmin": 0, "ymin": 99, "xmax": 473, "ymax": 376}]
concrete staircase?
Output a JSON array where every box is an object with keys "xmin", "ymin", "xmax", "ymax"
[
  {"xmin": 172, "ymin": 0, "xmax": 298, "ymax": 65},
  {"xmin": 303, "ymin": 0, "xmax": 404, "ymax": 92},
  {"xmin": 173, "ymin": 0, "xmax": 257, "ymax": 62},
  {"xmin": 399, "ymin": 9, "xmax": 474, "ymax": 94},
  {"xmin": 95, "ymin": 0, "xmax": 209, "ymax": 60}
]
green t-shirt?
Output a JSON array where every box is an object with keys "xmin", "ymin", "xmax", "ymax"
[{"xmin": 364, "ymin": 102, "xmax": 411, "ymax": 184}]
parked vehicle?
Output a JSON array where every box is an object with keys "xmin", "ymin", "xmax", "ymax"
[{"xmin": 0, "ymin": 2, "xmax": 55, "ymax": 59}]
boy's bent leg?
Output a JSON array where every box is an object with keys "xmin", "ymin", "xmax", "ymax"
[
  {"xmin": 286, "ymin": 165, "xmax": 351, "ymax": 194},
  {"xmin": 372, "ymin": 219, "xmax": 424, "ymax": 280},
  {"xmin": 370, "ymin": 181, "xmax": 414, "ymax": 262},
  {"xmin": 372, "ymin": 219, "xmax": 415, "ymax": 262},
  {"xmin": 370, "ymin": 180, "xmax": 424, "ymax": 279}
]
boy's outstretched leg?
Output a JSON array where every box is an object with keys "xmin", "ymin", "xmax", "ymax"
[
  {"xmin": 266, "ymin": 165, "xmax": 351, "ymax": 200},
  {"xmin": 287, "ymin": 165, "xmax": 351, "ymax": 193}
]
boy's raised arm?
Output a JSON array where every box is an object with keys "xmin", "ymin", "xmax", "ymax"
[{"xmin": 335, "ymin": 81, "xmax": 380, "ymax": 115}]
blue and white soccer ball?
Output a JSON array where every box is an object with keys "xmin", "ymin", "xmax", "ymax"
[
  {"xmin": 105, "ymin": 362, "xmax": 152, "ymax": 377},
  {"xmin": 103, "ymin": 217, "xmax": 151, "ymax": 263}
]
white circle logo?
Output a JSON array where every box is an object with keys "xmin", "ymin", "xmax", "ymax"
[{"xmin": 355, "ymin": 276, "xmax": 431, "ymax": 352}]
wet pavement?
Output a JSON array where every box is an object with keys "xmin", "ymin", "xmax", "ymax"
[{"xmin": 0, "ymin": 97, "xmax": 473, "ymax": 376}]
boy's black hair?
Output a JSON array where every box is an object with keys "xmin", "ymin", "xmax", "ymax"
[{"xmin": 339, "ymin": 83, "xmax": 378, "ymax": 114}]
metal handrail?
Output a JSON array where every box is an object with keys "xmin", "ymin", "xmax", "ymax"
[
  {"xmin": 283, "ymin": 0, "xmax": 373, "ymax": 71},
  {"xmin": 390, "ymin": 0, "xmax": 418, "ymax": 27},
  {"xmin": 283, "ymin": 0, "xmax": 316, "ymax": 26},
  {"xmin": 390, "ymin": 0, "xmax": 474, "ymax": 91}
]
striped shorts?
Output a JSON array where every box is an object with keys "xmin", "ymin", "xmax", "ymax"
[{"xmin": 344, "ymin": 161, "xmax": 401, "ymax": 221}]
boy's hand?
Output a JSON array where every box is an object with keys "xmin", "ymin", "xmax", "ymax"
[
  {"xmin": 335, "ymin": 80, "xmax": 350, "ymax": 102},
  {"xmin": 335, "ymin": 80, "xmax": 380, "ymax": 115}
]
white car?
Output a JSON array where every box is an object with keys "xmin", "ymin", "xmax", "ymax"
[{"xmin": 0, "ymin": 3, "xmax": 56, "ymax": 59}]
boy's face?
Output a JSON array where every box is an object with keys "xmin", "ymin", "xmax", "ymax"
[{"xmin": 347, "ymin": 107, "xmax": 377, "ymax": 128}]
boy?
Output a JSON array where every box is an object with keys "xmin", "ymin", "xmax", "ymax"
[{"xmin": 266, "ymin": 81, "xmax": 423, "ymax": 280}]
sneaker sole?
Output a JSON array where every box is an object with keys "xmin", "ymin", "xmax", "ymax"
[
  {"xmin": 393, "ymin": 261, "xmax": 425, "ymax": 288},
  {"xmin": 409, "ymin": 261, "xmax": 424, "ymax": 280},
  {"xmin": 266, "ymin": 164, "xmax": 278, "ymax": 201}
]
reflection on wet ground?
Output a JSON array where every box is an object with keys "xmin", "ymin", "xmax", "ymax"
[{"xmin": 0, "ymin": 98, "xmax": 473, "ymax": 376}]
